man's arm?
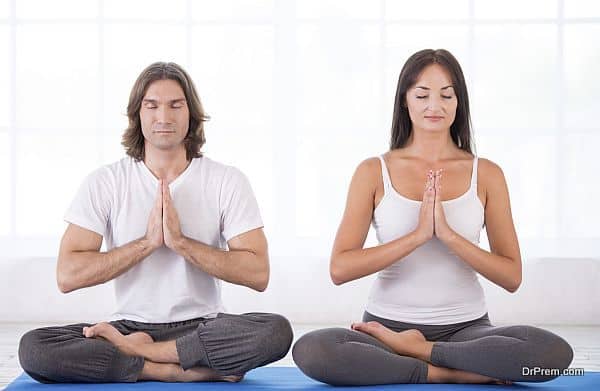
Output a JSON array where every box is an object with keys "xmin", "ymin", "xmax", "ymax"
[
  {"xmin": 56, "ymin": 224, "xmax": 157, "ymax": 293},
  {"xmin": 171, "ymin": 228, "xmax": 269, "ymax": 292},
  {"xmin": 57, "ymin": 183, "xmax": 164, "ymax": 293}
]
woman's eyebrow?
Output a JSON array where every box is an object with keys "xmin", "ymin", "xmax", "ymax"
[{"xmin": 415, "ymin": 85, "xmax": 454, "ymax": 90}]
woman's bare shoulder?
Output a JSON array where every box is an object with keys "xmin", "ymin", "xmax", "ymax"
[
  {"xmin": 354, "ymin": 156, "xmax": 383, "ymax": 177},
  {"xmin": 477, "ymin": 157, "xmax": 507, "ymax": 189}
]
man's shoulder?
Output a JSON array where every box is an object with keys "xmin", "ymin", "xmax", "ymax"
[
  {"xmin": 194, "ymin": 156, "xmax": 246, "ymax": 182},
  {"xmin": 83, "ymin": 156, "xmax": 132, "ymax": 185}
]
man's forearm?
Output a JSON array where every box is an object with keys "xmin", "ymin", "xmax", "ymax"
[
  {"xmin": 172, "ymin": 236, "xmax": 269, "ymax": 291},
  {"xmin": 57, "ymin": 237, "xmax": 156, "ymax": 293}
]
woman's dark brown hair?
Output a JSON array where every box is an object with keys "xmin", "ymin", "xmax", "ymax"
[
  {"xmin": 122, "ymin": 62, "xmax": 209, "ymax": 161},
  {"xmin": 390, "ymin": 49, "xmax": 474, "ymax": 153}
]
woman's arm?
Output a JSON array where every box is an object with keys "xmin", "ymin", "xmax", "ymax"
[
  {"xmin": 437, "ymin": 159, "xmax": 522, "ymax": 293},
  {"xmin": 330, "ymin": 158, "xmax": 433, "ymax": 285}
]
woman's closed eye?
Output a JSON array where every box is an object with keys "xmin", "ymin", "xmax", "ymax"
[{"xmin": 416, "ymin": 95, "xmax": 454, "ymax": 99}]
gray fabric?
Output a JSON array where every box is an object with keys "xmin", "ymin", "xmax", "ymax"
[
  {"xmin": 18, "ymin": 312, "xmax": 293, "ymax": 383},
  {"xmin": 292, "ymin": 311, "xmax": 573, "ymax": 385}
]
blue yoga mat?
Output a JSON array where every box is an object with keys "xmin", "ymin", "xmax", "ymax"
[{"xmin": 5, "ymin": 367, "xmax": 600, "ymax": 390}]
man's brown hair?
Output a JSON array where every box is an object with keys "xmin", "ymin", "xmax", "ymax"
[{"xmin": 122, "ymin": 62, "xmax": 209, "ymax": 161}]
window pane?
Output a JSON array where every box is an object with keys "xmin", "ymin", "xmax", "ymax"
[
  {"xmin": 191, "ymin": 25, "xmax": 273, "ymax": 135},
  {"xmin": 477, "ymin": 133, "xmax": 558, "ymax": 239},
  {"xmin": 296, "ymin": 137, "xmax": 383, "ymax": 238},
  {"xmin": 0, "ymin": 0, "xmax": 8, "ymax": 18},
  {"xmin": 564, "ymin": 0, "xmax": 600, "ymax": 18},
  {"xmin": 192, "ymin": 0, "xmax": 273, "ymax": 20},
  {"xmin": 474, "ymin": 0, "xmax": 557, "ymax": 19},
  {"xmin": 103, "ymin": 24, "xmax": 187, "ymax": 134},
  {"xmin": 0, "ymin": 132, "xmax": 10, "ymax": 235},
  {"xmin": 16, "ymin": 131, "xmax": 99, "ymax": 235},
  {"xmin": 563, "ymin": 132, "xmax": 600, "ymax": 238},
  {"xmin": 104, "ymin": 0, "xmax": 186, "ymax": 20},
  {"xmin": 17, "ymin": 0, "xmax": 97, "ymax": 19},
  {"xmin": 16, "ymin": 24, "xmax": 98, "ymax": 130},
  {"xmin": 0, "ymin": 26, "xmax": 8, "ymax": 128},
  {"xmin": 297, "ymin": 0, "xmax": 380, "ymax": 20},
  {"xmin": 471, "ymin": 25, "xmax": 558, "ymax": 131},
  {"xmin": 386, "ymin": 0, "xmax": 468, "ymax": 20},
  {"xmin": 297, "ymin": 23, "xmax": 383, "ymax": 134},
  {"xmin": 564, "ymin": 24, "xmax": 600, "ymax": 130}
]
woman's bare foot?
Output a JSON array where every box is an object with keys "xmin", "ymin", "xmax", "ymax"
[
  {"xmin": 351, "ymin": 321, "xmax": 432, "ymax": 362},
  {"xmin": 83, "ymin": 322, "xmax": 144, "ymax": 356},
  {"xmin": 428, "ymin": 364, "xmax": 513, "ymax": 385}
]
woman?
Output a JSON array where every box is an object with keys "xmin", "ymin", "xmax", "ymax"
[{"xmin": 292, "ymin": 49, "xmax": 573, "ymax": 386}]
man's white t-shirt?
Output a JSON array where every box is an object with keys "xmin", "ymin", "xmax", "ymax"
[{"xmin": 64, "ymin": 155, "xmax": 263, "ymax": 323}]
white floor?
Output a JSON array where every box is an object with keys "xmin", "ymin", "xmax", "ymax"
[{"xmin": 1, "ymin": 323, "xmax": 599, "ymax": 389}]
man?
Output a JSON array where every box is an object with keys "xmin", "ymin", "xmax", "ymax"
[{"xmin": 18, "ymin": 62, "xmax": 293, "ymax": 383}]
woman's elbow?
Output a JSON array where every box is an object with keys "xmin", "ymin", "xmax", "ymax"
[
  {"xmin": 505, "ymin": 270, "xmax": 522, "ymax": 293},
  {"xmin": 329, "ymin": 258, "xmax": 347, "ymax": 286}
]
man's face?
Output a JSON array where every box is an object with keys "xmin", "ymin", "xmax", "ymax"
[{"xmin": 140, "ymin": 79, "xmax": 190, "ymax": 154}]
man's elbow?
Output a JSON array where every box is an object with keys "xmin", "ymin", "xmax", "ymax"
[
  {"xmin": 251, "ymin": 261, "xmax": 269, "ymax": 292},
  {"xmin": 56, "ymin": 271, "xmax": 75, "ymax": 294},
  {"xmin": 56, "ymin": 255, "xmax": 77, "ymax": 294}
]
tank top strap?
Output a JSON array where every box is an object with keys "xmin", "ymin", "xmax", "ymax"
[
  {"xmin": 470, "ymin": 156, "xmax": 479, "ymax": 188},
  {"xmin": 378, "ymin": 155, "xmax": 392, "ymax": 191}
]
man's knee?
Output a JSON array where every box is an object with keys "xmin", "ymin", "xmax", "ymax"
[
  {"xmin": 261, "ymin": 314, "xmax": 294, "ymax": 361},
  {"xmin": 18, "ymin": 328, "xmax": 53, "ymax": 383}
]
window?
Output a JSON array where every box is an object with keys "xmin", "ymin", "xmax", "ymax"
[{"xmin": 1, "ymin": 0, "xmax": 598, "ymax": 259}]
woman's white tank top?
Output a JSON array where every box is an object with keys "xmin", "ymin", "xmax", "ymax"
[{"xmin": 365, "ymin": 155, "xmax": 488, "ymax": 325}]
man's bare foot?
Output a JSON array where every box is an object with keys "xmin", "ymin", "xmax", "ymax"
[
  {"xmin": 125, "ymin": 331, "xmax": 154, "ymax": 345},
  {"xmin": 83, "ymin": 322, "xmax": 143, "ymax": 356},
  {"xmin": 351, "ymin": 321, "xmax": 432, "ymax": 361},
  {"xmin": 140, "ymin": 361, "xmax": 245, "ymax": 383}
]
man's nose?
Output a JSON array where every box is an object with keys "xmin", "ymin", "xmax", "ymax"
[{"xmin": 155, "ymin": 105, "xmax": 170, "ymax": 121}]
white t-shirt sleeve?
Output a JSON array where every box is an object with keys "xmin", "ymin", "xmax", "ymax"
[
  {"xmin": 63, "ymin": 167, "xmax": 113, "ymax": 237},
  {"xmin": 219, "ymin": 167, "xmax": 264, "ymax": 242}
]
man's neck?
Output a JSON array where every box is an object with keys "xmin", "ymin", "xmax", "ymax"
[{"xmin": 143, "ymin": 146, "xmax": 190, "ymax": 183}]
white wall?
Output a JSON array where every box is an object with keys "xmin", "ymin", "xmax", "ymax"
[
  {"xmin": 1, "ymin": 2, "xmax": 599, "ymax": 327},
  {"xmin": 2, "ymin": 256, "xmax": 598, "ymax": 325}
]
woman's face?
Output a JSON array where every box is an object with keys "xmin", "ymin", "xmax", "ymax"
[{"xmin": 405, "ymin": 63, "xmax": 458, "ymax": 134}]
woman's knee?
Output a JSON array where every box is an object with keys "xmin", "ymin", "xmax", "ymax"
[
  {"xmin": 543, "ymin": 332, "xmax": 574, "ymax": 371},
  {"xmin": 292, "ymin": 328, "xmax": 346, "ymax": 380},
  {"xmin": 522, "ymin": 327, "xmax": 574, "ymax": 381}
]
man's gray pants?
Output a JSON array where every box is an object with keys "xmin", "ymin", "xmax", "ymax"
[{"xmin": 18, "ymin": 312, "xmax": 293, "ymax": 383}]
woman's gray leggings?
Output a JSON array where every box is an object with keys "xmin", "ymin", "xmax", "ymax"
[{"xmin": 293, "ymin": 312, "xmax": 574, "ymax": 386}]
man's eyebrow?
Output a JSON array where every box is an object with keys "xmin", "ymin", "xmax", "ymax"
[
  {"xmin": 142, "ymin": 98, "xmax": 187, "ymax": 103},
  {"xmin": 415, "ymin": 85, "xmax": 454, "ymax": 91}
]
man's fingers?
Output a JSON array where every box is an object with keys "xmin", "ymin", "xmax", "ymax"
[{"xmin": 162, "ymin": 180, "xmax": 172, "ymax": 204}]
